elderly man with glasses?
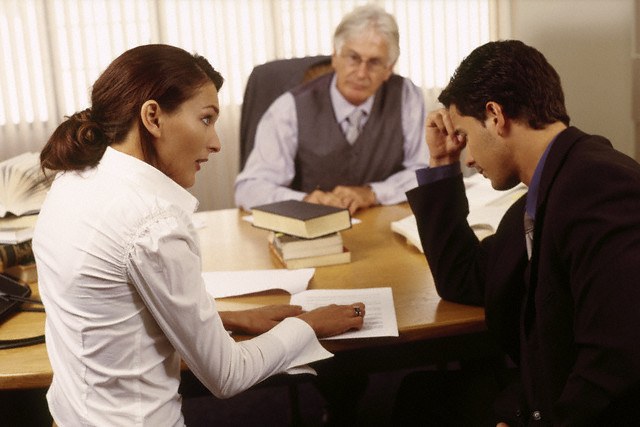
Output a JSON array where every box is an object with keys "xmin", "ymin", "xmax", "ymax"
[{"xmin": 235, "ymin": 4, "xmax": 427, "ymax": 214}]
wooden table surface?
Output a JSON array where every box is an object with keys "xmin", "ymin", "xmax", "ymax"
[{"xmin": 0, "ymin": 203, "xmax": 488, "ymax": 390}]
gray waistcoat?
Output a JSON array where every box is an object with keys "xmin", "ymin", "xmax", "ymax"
[{"xmin": 290, "ymin": 73, "xmax": 405, "ymax": 193}]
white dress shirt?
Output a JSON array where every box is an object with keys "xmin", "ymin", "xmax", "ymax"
[
  {"xmin": 33, "ymin": 147, "xmax": 331, "ymax": 427},
  {"xmin": 234, "ymin": 74, "xmax": 428, "ymax": 210}
]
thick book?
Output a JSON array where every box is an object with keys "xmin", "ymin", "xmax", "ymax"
[
  {"xmin": 0, "ymin": 226, "xmax": 34, "ymax": 245},
  {"xmin": 269, "ymin": 242, "xmax": 351, "ymax": 270},
  {"xmin": 0, "ymin": 240, "xmax": 34, "ymax": 271},
  {"xmin": 252, "ymin": 200, "xmax": 351, "ymax": 239},
  {"xmin": 0, "ymin": 152, "xmax": 50, "ymax": 218},
  {"xmin": 4, "ymin": 263, "xmax": 38, "ymax": 284},
  {"xmin": 269, "ymin": 231, "xmax": 343, "ymax": 260},
  {"xmin": 0, "ymin": 214, "xmax": 38, "ymax": 245}
]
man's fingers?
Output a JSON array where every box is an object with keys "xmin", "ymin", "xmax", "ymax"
[{"xmin": 426, "ymin": 108, "xmax": 453, "ymax": 135}]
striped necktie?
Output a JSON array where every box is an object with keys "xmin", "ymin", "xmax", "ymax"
[
  {"xmin": 524, "ymin": 211, "xmax": 534, "ymax": 260},
  {"xmin": 345, "ymin": 109, "xmax": 364, "ymax": 144}
]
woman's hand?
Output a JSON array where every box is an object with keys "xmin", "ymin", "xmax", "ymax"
[
  {"xmin": 219, "ymin": 304, "xmax": 303, "ymax": 335},
  {"xmin": 297, "ymin": 303, "xmax": 365, "ymax": 338}
]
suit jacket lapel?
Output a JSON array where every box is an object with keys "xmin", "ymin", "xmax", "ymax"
[{"xmin": 522, "ymin": 126, "xmax": 585, "ymax": 335}]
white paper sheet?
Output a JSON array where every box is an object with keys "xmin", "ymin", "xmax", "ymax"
[
  {"xmin": 203, "ymin": 268, "xmax": 315, "ymax": 298},
  {"xmin": 290, "ymin": 287, "xmax": 398, "ymax": 340}
]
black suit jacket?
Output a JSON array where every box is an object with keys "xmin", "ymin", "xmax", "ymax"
[{"xmin": 407, "ymin": 127, "xmax": 640, "ymax": 425}]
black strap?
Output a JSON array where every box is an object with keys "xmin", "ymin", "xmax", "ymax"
[{"xmin": 0, "ymin": 334, "xmax": 45, "ymax": 349}]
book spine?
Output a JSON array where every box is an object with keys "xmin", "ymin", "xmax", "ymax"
[
  {"xmin": 0, "ymin": 240, "xmax": 34, "ymax": 272},
  {"xmin": 4, "ymin": 263, "xmax": 38, "ymax": 284}
]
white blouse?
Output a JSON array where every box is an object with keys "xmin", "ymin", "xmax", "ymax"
[{"xmin": 33, "ymin": 147, "xmax": 331, "ymax": 427}]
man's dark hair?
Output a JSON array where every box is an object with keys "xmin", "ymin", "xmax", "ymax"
[{"xmin": 439, "ymin": 40, "xmax": 570, "ymax": 129}]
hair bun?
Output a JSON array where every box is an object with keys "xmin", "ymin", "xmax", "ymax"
[
  {"xmin": 69, "ymin": 108, "xmax": 104, "ymax": 146},
  {"xmin": 74, "ymin": 108, "xmax": 93, "ymax": 122}
]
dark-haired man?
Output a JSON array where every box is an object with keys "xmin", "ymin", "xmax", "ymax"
[{"xmin": 402, "ymin": 40, "xmax": 640, "ymax": 425}]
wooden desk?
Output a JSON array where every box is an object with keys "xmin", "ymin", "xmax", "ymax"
[{"xmin": 0, "ymin": 204, "xmax": 491, "ymax": 391}]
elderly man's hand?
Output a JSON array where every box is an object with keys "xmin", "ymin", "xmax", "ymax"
[
  {"xmin": 304, "ymin": 189, "xmax": 349, "ymax": 210},
  {"xmin": 331, "ymin": 185, "xmax": 376, "ymax": 214}
]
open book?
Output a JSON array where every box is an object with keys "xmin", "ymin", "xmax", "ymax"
[
  {"xmin": 0, "ymin": 152, "xmax": 50, "ymax": 217},
  {"xmin": 392, "ymin": 174, "xmax": 527, "ymax": 252}
]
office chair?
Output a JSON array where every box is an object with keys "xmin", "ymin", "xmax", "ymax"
[{"xmin": 239, "ymin": 55, "xmax": 333, "ymax": 169}]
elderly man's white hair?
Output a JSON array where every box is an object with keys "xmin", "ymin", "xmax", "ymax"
[{"xmin": 333, "ymin": 4, "xmax": 400, "ymax": 66}]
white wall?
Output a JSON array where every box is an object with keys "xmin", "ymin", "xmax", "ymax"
[{"xmin": 509, "ymin": 0, "xmax": 636, "ymax": 159}]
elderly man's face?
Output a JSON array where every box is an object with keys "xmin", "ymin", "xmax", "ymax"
[{"xmin": 331, "ymin": 29, "xmax": 393, "ymax": 106}]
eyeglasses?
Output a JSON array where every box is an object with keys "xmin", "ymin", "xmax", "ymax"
[{"xmin": 341, "ymin": 51, "xmax": 389, "ymax": 73}]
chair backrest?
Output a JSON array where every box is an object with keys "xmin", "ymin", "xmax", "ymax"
[{"xmin": 239, "ymin": 55, "xmax": 333, "ymax": 169}]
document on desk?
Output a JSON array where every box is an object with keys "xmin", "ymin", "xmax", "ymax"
[
  {"xmin": 203, "ymin": 268, "xmax": 314, "ymax": 298},
  {"xmin": 290, "ymin": 287, "xmax": 398, "ymax": 340}
]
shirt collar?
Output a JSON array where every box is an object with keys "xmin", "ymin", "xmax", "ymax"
[
  {"xmin": 329, "ymin": 73, "xmax": 374, "ymax": 123},
  {"xmin": 525, "ymin": 133, "xmax": 561, "ymax": 218},
  {"xmin": 99, "ymin": 146, "xmax": 199, "ymax": 213}
]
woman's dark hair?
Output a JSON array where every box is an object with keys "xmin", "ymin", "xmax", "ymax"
[
  {"xmin": 438, "ymin": 40, "xmax": 570, "ymax": 129},
  {"xmin": 41, "ymin": 44, "xmax": 224, "ymax": 173}
]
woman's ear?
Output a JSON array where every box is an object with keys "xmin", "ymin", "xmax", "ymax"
[{"xmin": 140, "ymin": 100, "xmax": 162, "ymax": 138}]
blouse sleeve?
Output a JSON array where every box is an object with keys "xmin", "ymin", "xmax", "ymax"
[{"xmin": 125, "ymin": 211, "xmax": 332, "ymax": 398}]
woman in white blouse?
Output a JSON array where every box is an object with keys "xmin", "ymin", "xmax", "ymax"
[{"xmin": 33, "ymin": 44, "xmax": 365, "ymax": 427}]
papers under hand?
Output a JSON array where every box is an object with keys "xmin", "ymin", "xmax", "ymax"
[
  {"xmin": 290, "ymin": 287, "xmax": 398, "ymax": 340},
  {"xmin": 203, "ymin": 268, "xmax": 315, "ymax": 298}
]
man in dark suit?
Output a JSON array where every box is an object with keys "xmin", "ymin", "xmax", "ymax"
[{"xmin": 401, "ymin": 40, "xmax": 640, "ymax": 425}]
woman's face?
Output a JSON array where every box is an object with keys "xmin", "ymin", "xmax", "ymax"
[{"xmin": 155, "ymin": 82, "xmax": 220, "ymax": 188}]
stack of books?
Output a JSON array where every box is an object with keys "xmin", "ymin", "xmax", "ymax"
[
  {"xmin": 251, "ymin": 200, "xmax": 352, "ymax": 269},
  {"xmin": 0, "ymin": 239, "xmax": 37, "ymax": 284},
  {"xmin": 268, "ymin": 231, "xmax": 350, "ymax": 269},
  {"xmin": 1, "ymin": 214, "xmax": 39, "ymax": 285}
]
